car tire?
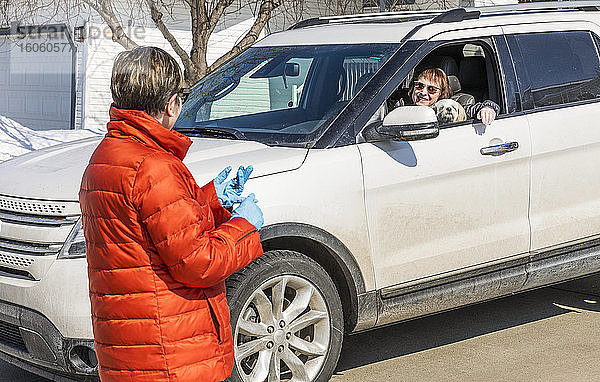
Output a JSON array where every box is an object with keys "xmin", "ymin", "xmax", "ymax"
[{"xmin": 226, "ymin": 250, "xmax": 344, "ymax": 382}]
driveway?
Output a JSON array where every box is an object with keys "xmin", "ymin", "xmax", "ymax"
[
  {"xmin": 332, "ymin": 275, "xmax": 600, "ymax": 381},
  {"xmin": 2, "ymin": 275, "xmax": 599, "ymax": 381}
]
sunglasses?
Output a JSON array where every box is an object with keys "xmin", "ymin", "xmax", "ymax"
[
  {"xmin": 177, "ymin": 87, "xmax": 191, "ymax": 104},
  {"xmin": 413, "ymin": 81, "xmax": 441, "ymax": 95}
]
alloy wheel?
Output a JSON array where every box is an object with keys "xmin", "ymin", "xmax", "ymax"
[{"xmin": 233, "ymin": 275, "xmax": 331, "ymax": 382}]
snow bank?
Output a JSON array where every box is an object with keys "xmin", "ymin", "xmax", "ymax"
[{"xmin": 0, "ymin": 116, "xmax": 105, "ymax": 162}]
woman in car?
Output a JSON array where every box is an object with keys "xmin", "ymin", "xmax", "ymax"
[{"xmin": 407, "ymin": 68, "xmax": 499, "ymax": 124}]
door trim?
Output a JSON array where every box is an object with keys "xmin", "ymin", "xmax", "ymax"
[{"xmin": 375, "ymin": 235, "xmax": 600, "ymax": 327}]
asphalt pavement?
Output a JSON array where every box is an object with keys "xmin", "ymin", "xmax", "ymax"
[
  {"xmin": 332, "ymin": 274, "xmax": 600, "ymax": 382},
  {"xmin": 2, "ymin": 274, "xmax": 600, "ymax": 381}
]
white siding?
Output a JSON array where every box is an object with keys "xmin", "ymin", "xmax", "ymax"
[
  {"xmin": 209, "ymin": 76, "xmax": 271, "ymax": 120},
  {"xmin": 83, "ymin": 15, "xmax": 258, "ymax": 131}
]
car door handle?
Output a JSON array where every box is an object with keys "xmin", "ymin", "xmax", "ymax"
[{"xmin": 480, "ymin": 141, "xmax": 519, "ymax": 156}]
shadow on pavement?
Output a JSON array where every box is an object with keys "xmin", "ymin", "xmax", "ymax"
[{"xmin": 335, "ymin": 273, "xmax": 600, "ymax": 373}]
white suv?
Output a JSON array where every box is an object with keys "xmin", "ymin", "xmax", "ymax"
[{"xmin": 2, "ymin": 2, "xmax": 600, "ymax": 381}]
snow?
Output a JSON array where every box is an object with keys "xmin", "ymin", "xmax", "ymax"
[{"xmin": 0, "ymin": 116, "xmax": 105, "ymax": 162}]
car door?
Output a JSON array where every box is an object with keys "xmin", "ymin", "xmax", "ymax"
[
  {"xmin": 357, "ymin": 30, "xmax": 532, "ymax": 290},
  {"xmin": 504, "ymin": 22, "xmax": 600, "ymax": 253}
]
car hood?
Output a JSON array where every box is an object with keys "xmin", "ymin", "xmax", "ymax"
[{"xmin": 0, "ymin": 136, "xmax": 307, "ymax": 201}]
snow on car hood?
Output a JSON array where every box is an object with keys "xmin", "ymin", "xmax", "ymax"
[{"xmin": 0, "ymin": 136, "xmax": 307, "ymax": 201}]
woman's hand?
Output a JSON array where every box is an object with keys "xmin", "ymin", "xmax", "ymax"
[
  {"xmin": 214, "ymin": 165, "xmax": 254, "ymax": 209},
  {"xmin": 477, "ymin": 107, "xmax": 497, "ymax": 125}
]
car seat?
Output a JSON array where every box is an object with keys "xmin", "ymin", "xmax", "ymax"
[
  {"xmin": 449, "ymin": 75, "xmax": 475, "ymax": 106},
  {"xmin": 415, "ymin": 55, "xmax": 459, "ymax": 78}
]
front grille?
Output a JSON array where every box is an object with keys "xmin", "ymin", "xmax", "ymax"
[
  {"xmin": 0, "ymin": 320, "xmax": 28, "ymax": 353},
  {"xmin": 0, "ymin": 238, "xmax": 61, "ymax": 257},
  {"xmin": 0, "ymin": 195, "xmax": 80, "ymax": 227},
  {"xmin": 0, "ymin": 239, "xmax": 62, "ymax": 281},
  {"xmin": 0, "ymin": 253, "xmax": 34, "ymax": 267},
  {"xmin": 0, "ymin": 197, "xmax": 67, "ymax": 216},
  {"xmin": 0, "ymin": 210, "xmax": 78, "ymax": 227},
  {"xmin": 0, "ymin": 266, "xmax": 34, "ymax": 280},
  {"xmin": 0, "ymin": 195, "xmax": 79, "ymax": 280}
]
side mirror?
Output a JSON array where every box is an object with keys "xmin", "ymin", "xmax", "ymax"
[
  {"xmin": 378, "ymin": 106, "xmax": 439, "ymax": 141},
  {"xmin": 284, "ymin": 62, "xmax": 300, "ymax": 77}
]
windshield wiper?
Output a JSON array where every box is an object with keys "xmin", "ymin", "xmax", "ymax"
[{"xmin": 175, "ymin": 126, "xmax": 247, "ymax": 140}]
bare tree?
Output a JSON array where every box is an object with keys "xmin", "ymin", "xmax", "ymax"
[
  {"xmin": 0, "ymin": 0, "xmax": 8, "ymax": 25},
  {"xmin": 80, "ymin": 0, "xmax": 362, "ymax": 83},
  {"xmin": 78, "ymin": 0, "xmax": 285, "ymax": 83},
  {"xmin": 1, "ymin": 0, "xmax": 362, "ymax": 84}
]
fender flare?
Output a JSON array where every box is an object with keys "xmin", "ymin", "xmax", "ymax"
[{"xmin": 259, "ymin": 222, "xmax": 367, "ymax": 329}]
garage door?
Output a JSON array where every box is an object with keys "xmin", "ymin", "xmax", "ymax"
[{"xmin": 0, "ymin": 26, "xmax": 74, "ymax": 130}]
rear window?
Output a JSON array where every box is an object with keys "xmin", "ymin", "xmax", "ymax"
[{"xmin": 511, "ymin": 31, "xmax": 600, "ymax": 108}]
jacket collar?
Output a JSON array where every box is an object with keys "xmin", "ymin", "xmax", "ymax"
[{"xmin": 107, "ymin": 105, "xmax": 191, "ymax": 160}]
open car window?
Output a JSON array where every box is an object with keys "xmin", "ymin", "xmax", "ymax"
[{"xmin": 364, "ymin": 40, "xmax": 503, "ymax": 132}]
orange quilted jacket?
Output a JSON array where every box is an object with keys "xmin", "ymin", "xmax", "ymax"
[{"xmin": 79, "ymin": 106, "xmax": 263, "ymax": 381}]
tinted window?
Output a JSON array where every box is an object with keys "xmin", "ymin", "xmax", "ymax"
[{"xmin": 513, "ymin": 31, "xmax": 600, "ymax": 108}]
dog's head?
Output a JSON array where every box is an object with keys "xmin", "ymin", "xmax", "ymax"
[{"xmin": 432, "ymin": 99, "xmax": 466, "ymax": 124}]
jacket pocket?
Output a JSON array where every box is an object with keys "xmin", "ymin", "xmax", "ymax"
[
  {"xmin": 236, "ymin": 229, "xmax": 257, "ymax": 244},
  {"xmin": 204, "ymin": 291, "xmax": 223, "ymax": 344}
]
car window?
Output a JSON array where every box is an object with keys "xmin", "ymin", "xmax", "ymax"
[
  {"xmin": 341, "ymin": 55, "xmax": 386, "ymax": 101},
  {"xmin": 207, "ymin": 57, "xmax": 314, "ymax": 120},
  {"xmin": 176, "ymin": 44, "xmax": 400, "ymax": 147},
  {"xmin": 511, "ymin": 31, "xmax": 600, "ymax": 108},
  {"xmin": 360, "ymin": 40, "xmax": 502, "ymax": 134},
  {"xmin": 463, "ymin": 44, "xmax": 485, "ymax": 57}
]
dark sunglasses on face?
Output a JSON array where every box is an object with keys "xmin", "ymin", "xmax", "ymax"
[
  {"xmin": 178, "ymin": 87, "xmax": 191, "ymax": 104},
  {"xmin": 414, "ymin": 81, "xmax": 440, "ymax": 95}
]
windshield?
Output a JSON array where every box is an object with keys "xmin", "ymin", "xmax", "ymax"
[{"xmin": 175, "ymin": 44, "xmax": 401, "ymax": 147}]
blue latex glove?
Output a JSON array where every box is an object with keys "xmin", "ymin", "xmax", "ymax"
[
  {"xmin": 214, "ymin": 165, "xmax": 254, "ymax": 209},
  {"xmin": 231, "ymin": 194, "xmax": 264, "ymax": 230}
]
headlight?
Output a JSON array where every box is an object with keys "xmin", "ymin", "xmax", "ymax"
[{"xmin": 58, "ymin": 219, "xmax": 86, "ymax": 259}]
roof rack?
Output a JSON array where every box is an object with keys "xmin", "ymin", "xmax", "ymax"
[
  {"xmin": 288, "ymin": 1, "xmax": 600, "ymax": 30},
  {"xmin": 474, "ymin": 0, "xmax": 600, "ymax": 14},
  {"xmin": 429, "ymin": 8, "xmax": 480, "ymax": 24},
  {"xmin": 288, "ymin": 10, "xmax": 446, "ymax": 30}
]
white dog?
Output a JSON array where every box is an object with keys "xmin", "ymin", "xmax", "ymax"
[{"xmin": 432, "ymin": 99, "xmax": 467, "ymax": 124}]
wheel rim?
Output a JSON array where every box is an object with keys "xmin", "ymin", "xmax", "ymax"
[{"xmin": 234, "ymin": 275, "xmax": 331, "ymax": 382}]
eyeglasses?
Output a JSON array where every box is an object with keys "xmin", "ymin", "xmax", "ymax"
[
  {"xmin": 413, "ymin": 81, "xmax": 441, "ymax": 95},
  {"xmin": 177, "ymin": 87, "xmax": 191, "ymax": 104}
]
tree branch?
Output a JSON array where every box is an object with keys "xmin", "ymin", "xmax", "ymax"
[
  {"xmin": 206, "ymin": 0, "xmax": 233, "ymax": 36},
  {"xmin": 188, "ymin": 0, "xmax": 209, "ymax": 78},
  {"xmin": 207, "ymin": 0, "xmax": 280, "ymax": 73},
  {"xmin": 83, "ymin": 0, "xmax": 138, "ymax": 50},
  {"xmin": 145, "ymin": 0, "xmax": 199, "ymax": 82}
]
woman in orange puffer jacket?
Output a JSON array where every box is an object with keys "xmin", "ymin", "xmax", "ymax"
[{"xmin": 79, "ymin": 46, "xmax": 264, "ymax": 381}]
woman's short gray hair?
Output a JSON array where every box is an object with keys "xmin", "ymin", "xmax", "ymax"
[{"xmin": 111, "ymin": 46, "xmax": 183, "ymax": 116}]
